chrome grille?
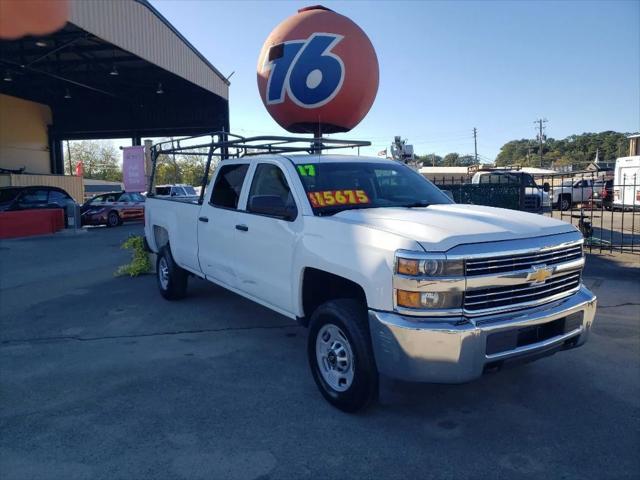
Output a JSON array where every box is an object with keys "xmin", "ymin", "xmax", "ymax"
[
  {"xmin": 464, "ymin": 272, "xmax": 581, "ymax": 312},
  {"xmin": 523, "ymin": 194, "xmax": 541, "ymax": 211},
  {"xmin": 465, "ymin": 244, "xmax": 583, "ymax": 276}
]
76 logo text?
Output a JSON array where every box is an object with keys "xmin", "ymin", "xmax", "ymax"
[{"xmin": 264, "ymin": 33, "xmax": 345, "ymax": 109}]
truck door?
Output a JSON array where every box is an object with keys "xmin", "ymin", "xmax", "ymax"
[
  {"xmin": 233, "ymin": 162, "xmax": 300, "ymax": 314},
  {"xmin": 575, "ymin": 180, "xmax": 592, "ymax": 202},
  {"xmin": 197, "ymin": 163, "xmax": 250, "ymax": 288}
]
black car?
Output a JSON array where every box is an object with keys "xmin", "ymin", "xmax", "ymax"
[
  {"xmin": 592, "ymin": 179, "xmax": 614, "ymax": 210},
  {"xmin": 0, "ymin": 186, "xmax": 76, "ymax": 213}
]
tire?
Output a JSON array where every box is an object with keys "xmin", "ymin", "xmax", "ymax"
[
  {"xmin": 156, "ymin": 246, "xmax": 188, "ymax": 300},
  {"xmin": 307, "ymin": 299, "xmax": 378, "ymax": 413},
  {"xmin": 106, "ymin": 211, "xmax": 121, "ymax": 227},
  {"xmin": 559, "ymin": 195, "xmax": 572, "ymax": 211}
]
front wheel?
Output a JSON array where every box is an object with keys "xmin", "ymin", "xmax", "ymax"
[
  {"xmin": 307, "ymin": 299, "xmax": 378, "ymax": 413},
  {"xmin": 157, "ymin": 246, "xmax": 188, "ymax": 300},
  {"xmin": 559, "ymin": 195, "xmax": 572, "ymax": 211}
]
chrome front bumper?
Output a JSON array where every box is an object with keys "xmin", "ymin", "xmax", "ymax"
[{"xmin": 368, "ymin": 285, "xmax": 597, "ymax": 383}]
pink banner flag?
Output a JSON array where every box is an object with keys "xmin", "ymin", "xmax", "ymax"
[{"xmin": 122, "ymin": 146, "xmax": 146, "ymax": 192}]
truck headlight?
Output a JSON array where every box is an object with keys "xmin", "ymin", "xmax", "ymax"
[
  {"xmin": 396, "ymin": 254, "xmax": 463, "ymax": 276},
  {"xmin": 394, "ymin": 251, "xmax": 465, "ymax": 313},
  {"xmin": 396, "ymin": 290, "xmax": 463, "ymax": 309}
]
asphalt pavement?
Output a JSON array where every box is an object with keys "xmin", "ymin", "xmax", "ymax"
[{"xmin": 1, "ymin": 224, "xmax": 638, "ymax": 480}]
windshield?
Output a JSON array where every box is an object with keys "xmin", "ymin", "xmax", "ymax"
[
  {"xmin": 295, "ymin": 162, "xmax": 452, "ymax": 215},
  {"xmin": 478, "ymin": 172, "xmax": 537, "ymax": 188}
]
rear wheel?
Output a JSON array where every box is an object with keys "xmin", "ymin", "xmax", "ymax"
[
  {"xmin": 157, "ymin": 246, "xmax": 188, "ymax": 300},
  {"xmin": 308, "ymin": 299, "xmax": 378, "ymax": 412},
  {"xmin": 106, "ymin": 211, "xmax": 121, "ymax": 227}
]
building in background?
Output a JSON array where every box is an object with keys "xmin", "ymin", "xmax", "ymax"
[{"xmin": 0, "ymin": 0, "xmax": 229, "ymax": 200}]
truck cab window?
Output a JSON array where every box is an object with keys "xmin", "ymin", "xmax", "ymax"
[
  {"xmin": 210, "ymin": 164, "xmax": 249, "ymax": 209},
  {"xmin": 247, "ymin": 163, "xmax": 297, "ymax": 218}
]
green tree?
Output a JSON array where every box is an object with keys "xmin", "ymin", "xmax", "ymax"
[
  {"xmin": 417, "ymin": 153, "xmax": 443, "ymax": 166},
  {"xmin": 153, "ymin": 149, "xmax": 208, "ymax": 186},
  {"xmin": 495, "ymin": 131, "xmax": 630, "ymax": 169},
  {"xmin": 65, "ymin": 140, "xmax": 122, "ymax": 181},
  {"xmin": 457, "ymin": 155, "xmax": 476, "ymax": 166},
  {"xmin": 443, "ymin": 153, "xmax": 460, "ymax": 166}
]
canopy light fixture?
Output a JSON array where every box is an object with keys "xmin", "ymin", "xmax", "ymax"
[
  {"xmin": 3, "ymin": 70, "xmax": 12, "ymax": 82},
  {"xmin": 156, "ymin": 82, "xmax": 163, "ymax": 94},
  {"xmin": 64, "ymin": 88, "xmax": 71, "ymax": 99},
  {"xmin": 35, "ymin": 40, "xmax": 48, "ymax": 48},
  {"xmin": 109, "ymin": 64, "xmax": 119, "ymax": 76}
]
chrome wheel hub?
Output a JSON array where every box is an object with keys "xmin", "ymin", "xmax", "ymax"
[
  {"xmin": 159, "ymin": 257, "xmax": 169, "ymax": 290},
  {"xmin": 315, "ymin": 324, "xmax": 354, "ymax": 392}
]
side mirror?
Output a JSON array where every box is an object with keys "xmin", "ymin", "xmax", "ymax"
[
  {"xmin": 543, "ymin": 182, "xmax": 550, "ymax": 192},
  {"xmin": 249, "ymin": 195, "xmax": 297, "ymax": 220}
]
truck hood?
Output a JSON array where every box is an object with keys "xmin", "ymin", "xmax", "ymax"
[{"xmin": 333, "ymin": 204, "xmax": 576, "ymax": 251}]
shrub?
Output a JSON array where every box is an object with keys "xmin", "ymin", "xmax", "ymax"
[{"xmin": 115, "ymin": 235, "xmax": 152, "ymax": 277}]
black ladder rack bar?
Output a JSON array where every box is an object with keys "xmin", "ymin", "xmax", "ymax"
[{"xmin": 148, "ymin": 132, "xmax": 371, "ymax": 203}]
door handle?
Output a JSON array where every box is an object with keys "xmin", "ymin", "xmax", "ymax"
[
  {"xmin": 235, "ymin": 224, "xmax": 248, "ymax": 232},
  {"xmin": 198, "ymin": 216, "xmax": 209, "ymax": 222}
]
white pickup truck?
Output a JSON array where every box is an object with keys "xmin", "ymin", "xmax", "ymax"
[
  {"xmin": 552, "ymin": 178, "xmax": 594, "ymax": 211},
  {"xmin": 144, "ymin": 135, "xmax": 597, "ymax": 412}
]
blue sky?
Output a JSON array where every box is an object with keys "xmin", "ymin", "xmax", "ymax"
[{"xmin": 150, "ymin": 0, "xmax": 640, "ymax": 160}]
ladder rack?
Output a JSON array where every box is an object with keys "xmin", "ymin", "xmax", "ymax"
[{"xmin": 148, "ymin": 131, "xmax": 371, "ymax": 203}]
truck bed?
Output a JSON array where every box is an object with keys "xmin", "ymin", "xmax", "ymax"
[{"xmin": 144, "ymin": 196, "xmax": 201, "ymax": 273}]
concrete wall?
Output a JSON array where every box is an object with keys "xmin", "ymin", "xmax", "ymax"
[{"xmin": 0, "ymin": 94, "xmax": 52, "ymax": 174}]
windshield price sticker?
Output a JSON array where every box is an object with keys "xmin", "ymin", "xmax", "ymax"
[
  {"xmin": 308, "ymin": 190, "xmax": 370, "ymax": 207},
  {"xmin": 296, "ymin": 164, "xmax": 316, "ymax": 176}
]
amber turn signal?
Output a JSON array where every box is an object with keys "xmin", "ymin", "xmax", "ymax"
[
  {"xmin": 397, "ymin": 258, "xmax": 420, "ymax": 276},
  {"xmin": 396, "ymin": 290, "xmax": 422, "ymax": 308}
]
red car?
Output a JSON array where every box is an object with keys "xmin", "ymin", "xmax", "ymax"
[{"xmin": 81, "ymin": 191, "xmax": 145, "ymax": 227}]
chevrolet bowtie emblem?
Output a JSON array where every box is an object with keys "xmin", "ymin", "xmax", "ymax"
[{"xmin": 527, "ymin": 265, "xmax": 553, "ymax": 283}]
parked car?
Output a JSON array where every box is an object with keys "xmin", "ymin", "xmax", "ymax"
[
  {"xmin": 81, "ymin": 191, "xmax": 145, "ymax": 227},
  {"xmin": 471, "ymin": 170, "xmax": 551, "ymax": 213},
  {"xmin": 551, "ymin": 178, "xmax": 594, "ymax": 211},
  {"xmin": 155, "ymin": 184, "xmax": 198, "ymax": 199},
  {"xmin": 0, "ymin": 186, "xmax": 76, "ymax": 215},
  {"xmin": 144, "ymin": 136, "xmax": 597, "ymax": 412},
  {"xmin": 591, "ymin": 179, "xmax": 614, "ymax": 210}
]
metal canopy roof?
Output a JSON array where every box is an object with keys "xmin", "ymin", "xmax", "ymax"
[
  {"xmin": 69, "ymin": 0, "xmax": 229, "ymax": 99},
  {"xmin": 0, "ymin": 0, "xmax": 228, "ymax": 140}
]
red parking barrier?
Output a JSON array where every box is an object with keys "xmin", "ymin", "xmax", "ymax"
[{"xmin": 0, "ymin": 209, "xmax": 65, "ymax": 239}]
